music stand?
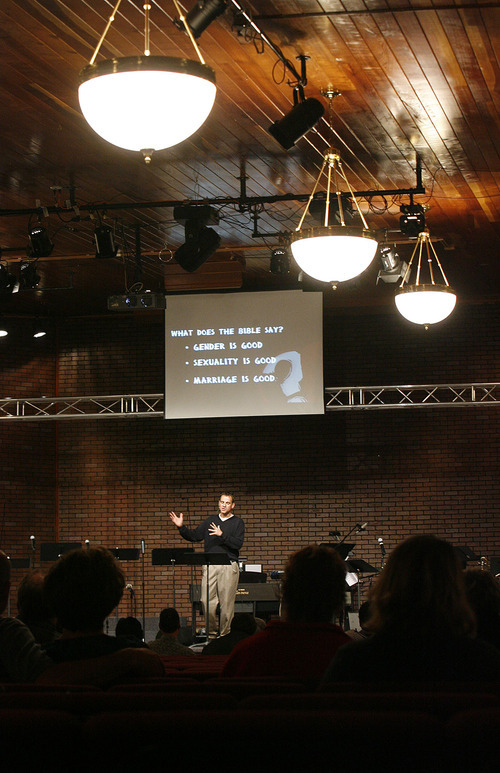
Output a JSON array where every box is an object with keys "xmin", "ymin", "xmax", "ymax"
[
  {"xmin": 151, "ymin": 548, "xmax": 194, "ymax": 608},
  {"xmin": 40, "ymin": 542, "xmax": 82, "ymax": 562},
  {"xmin": 7, "ymin": 558, "xmax": 30, "ymax": 569},
  {"xmin": 109, "ymin": 548, "xmax": 140, "ymax": 561},
  {"xmin": 346, "ymin": 558, "xmax": 377, "ymax": 574},
  {"xmin": 321, "ymin": 543, "xmax": 355, "ymax": 560},
  {"xmin": 182, "ymin": 552, "xmax": 231, "ymax": 642}
]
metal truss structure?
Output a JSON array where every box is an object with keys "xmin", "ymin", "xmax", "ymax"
[
  {"xmin": 325, "ymin": 383, "xmax": 500, "ymax": 410},
  {"xmin": 0, "ymin": 384, "xmax": 498, "ymax": 421},
  {"xmin": 0, "ymin": 394, "xmax": 164, "ymax": 421}
]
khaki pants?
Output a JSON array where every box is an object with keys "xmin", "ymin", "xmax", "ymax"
[{"xmin": 201, "ymin": 561, "xmax": 239, "ymax": 636}]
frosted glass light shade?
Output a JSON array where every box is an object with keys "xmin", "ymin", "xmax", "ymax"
[
  {"xmin": 290, "ymin": 226, "xmax": 378, "ymax": 283},
  {"xmin": 79, "ymin": 56, "xmax": 216, "ymax": 152},
  {"xmin": 395, "ymin": 284, "xmax": 457, "ymax": 325}
]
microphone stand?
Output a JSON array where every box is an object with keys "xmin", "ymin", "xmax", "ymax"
[
  {"xmin": 337, "ymin": 523, "xmax": 367, "ymax": 624},
  {"xmin": 126, "ymin": 584, "xmax": 135, "ymax": 616},
  {"xmin": 30, "ymin": 535, "xmax": 36, "ymax": 569},
  {"xmin": 377, "ymin": 537, "xmax": 387, "ymax": 570},
  {"xmin": 141, "ymin": 539, "xmax": 146, "ymax": 640},
  {"xmin": 338, "ymin": 522, "xmax": 366, "ymax": 546}
]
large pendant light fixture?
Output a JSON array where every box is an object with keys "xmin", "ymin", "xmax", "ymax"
[
  {"xmin": 395, "ymin": 229, "xmax": 456, "ymax": 327},
  {"xmin": 78, "ymin": 1, "xmax": 217, "ymax": 162},
  {"xmin": 289, "ymin": 90, "xmax": 378, "ymax": 286}
]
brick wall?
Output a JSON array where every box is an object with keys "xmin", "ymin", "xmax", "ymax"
[
  {"xmin": 0, "ymin": 321, "xmax": 57, "ymax": 609},
  {"xmin": 0, "ymin": 301, "xmax": 499, "ymax": 624}
]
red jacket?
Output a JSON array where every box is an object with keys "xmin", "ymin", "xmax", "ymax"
[{"xmin": 221, "ymin": 620, "xmax": 349, "ymax": 682}]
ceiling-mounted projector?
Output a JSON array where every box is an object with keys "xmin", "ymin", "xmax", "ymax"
[{"xmin": 108, "ymin": 292, "xmax": 166, "ymax": 310}]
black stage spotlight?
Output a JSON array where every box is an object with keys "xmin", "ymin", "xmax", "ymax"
[
  {"xmin": 269, "ymin": 88, "xmax": 325, "ymax": 150},
  {"xmin": 376, "ymin": 244, "xmax": 408, "ymax": 284},
  {"xmin": 400, "ymin": 203, "xmax": 425, "ymax": 238},
  {"xmin": 19, "ymin": 260, "xmax": 41, "ymax": 289},
  {"xmin": 270, "ymin": 247, "xmax": 290, "ymax": 275},
  {"xmin": 94, "ymin": 224, "xmax": 117, "ymax": 259},
  {"xmin": 0, "ymin": 263, "xmax": 19, "ymax": 296},
  {"xmin": 28, "ymin": 225, "xmax": 54, "ymax": 258},
  {"xmin": 174, "ymin": 205, "xmax": 221, "ymax": 272},
  {"xmin": 179, "ymin": 0, "xmax": 227, "ymax": 39}
]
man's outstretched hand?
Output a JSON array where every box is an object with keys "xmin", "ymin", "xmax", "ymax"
[{"xmin": 169, "ymin": 511, "xmax": 184, "ymax": 528}]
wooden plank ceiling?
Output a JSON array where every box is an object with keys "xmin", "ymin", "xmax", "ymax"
[{"xmin": 0, "ymin": 0, "xmax": 499, "ymax": 318}]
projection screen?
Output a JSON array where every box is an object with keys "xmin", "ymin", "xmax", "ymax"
[{"xmin": 165, "ymin": 290, "xmax": 324, "ymax": 419}]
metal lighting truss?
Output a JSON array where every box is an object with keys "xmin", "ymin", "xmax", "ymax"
[
  {"xmin": 325, "ymin": 383, "xmax": 500, "ymax": 410},
  {"xmin": 0, "ymin": 384, "xmax": 498, "ymax": 420},
  {"xmin": 0, "ymin": 394, "xmax": 164, "ymax": 420}
]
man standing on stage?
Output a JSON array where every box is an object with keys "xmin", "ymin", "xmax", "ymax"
[{"xmin": 168, "ymin": 493, "xmax": 244, "ymax": 637}]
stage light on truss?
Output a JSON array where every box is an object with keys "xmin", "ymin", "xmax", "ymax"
[
  {"xmin": 19, "ymin": 260, "xmax": 41, "ymax": 289},
  {"xmin": 174, "ymin": 205, "xmax": 221, "ymax": 272},
  {"xmin": 270, "ymin": 247, "xmax": 290, "ymax": 275},
  {"xmin": 376, "ymin": 244, "xmax": 408, "ymax": 284},
  {"xmin": 0, "ymin": 264, "xmax": 20, "ymax": 296},
  {"xmin": 269, "ymin": 87, "xmax": 325, "ymax": 150},
  {"xmin": 94, "ymin": 224, "xmax": 117, "ymax": 259},
  {"xmin": 400, "ymin": 202, "xmax": 426, "ymax": 238},
  {"xmin": 28, "ymin": 226, "xmax": 54, "ymax": 258},
  {"xmin": 179, "ymin": 0, "xmax": 228, "ymax": 39}
]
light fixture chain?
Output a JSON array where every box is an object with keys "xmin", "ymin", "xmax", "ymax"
[
  {"xmin": 325, "ymin": 161, "xmax": 333, "ymax": 227},
  {"xmin": 330, "ymin": 156, "xmax": 345, "ymax": 227},
  {"xmin": 428, "ymin": 237, "xmax": 451, "ymax": 287},
  {"xmin": 399, "ymin": 240, "xmax": 418, "ymax": 287},
  {"xmin": 336, "ymin": 158, "xmax": 369, "ymax": 230},
  {"xmin": 90, "ymin": 0, "xmax": 124, "ymax": 65},
  {"xmin": 171, "ymin": 0, "xmax": 206, "ymax": 65},
  {"xmin": 144, "ymin": 3, "xmax": 151, "ymax": 56},
  {"xmin": 426, "ymin": 236, "xmax": 436, "ymax": 285},
  {"xmin": 295, "ymin": 156, "xmax": 329, "ymax": 231},
  {"xmin": 415, "ymin": 235, "xmax": 423, "ymax": 285}
]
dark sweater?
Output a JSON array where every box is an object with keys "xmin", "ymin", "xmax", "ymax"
[
  {"xmin": 322, "ymin": 629, "xmax": 500, "ymax": 684},
  {"xmin": 45, "ymin": 634, "xmax": 144, "ymax": 663},
  {"xmin": 179, "ymin": 514, "xmax": 244, "ymax": 562}
]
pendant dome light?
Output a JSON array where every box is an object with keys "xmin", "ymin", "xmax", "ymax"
[
  {"xmin": 78, "ymin": 1, "xmax": 217, "ymax": 163},
  {"xmin": 289, "ymin": 90, "xmax": 378, "ymax": 286},
  {"xmin": 395, "ymin": 229, "xmax": 456, "ymax": 327}
]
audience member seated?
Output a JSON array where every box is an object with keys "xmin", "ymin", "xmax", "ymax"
[
  {"xmin": 221, "ymin": 544, "xmax": 349, "ymax": 682},
  {"xmin": 0, "ymin": 549, "xmax": 162, "ymax": 685},
  {"xmin": 322, "ymin": 534, "xmax": 500, "ymax": 685},
  {"xmin": 345, "ymin": 601, "xmax": 373, "ymax": 642},
  {"xmin": 115, "ymin": 616, "xmax": 145, "ymax": 644},
  {"xmin": 16, "ymin": 569, "xmax": 58, "ymax": 647},
  {"xmin": 43, "ymin": 547, "xmax": 148, "ymax": 661},
  {"xmin": 146, "ymin": 608, "xmax": 194, "ymax": 656},
  {"xmin": 202, "ymin": 612, "xmax": 260, "ymax": 655},
  {"xmin": 0, "ymin": 550, "xmax": 54, "ymax": 682},
  {"xmin": 463, "ymin": 567, "xmax": 500, "ymax": 650}
]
